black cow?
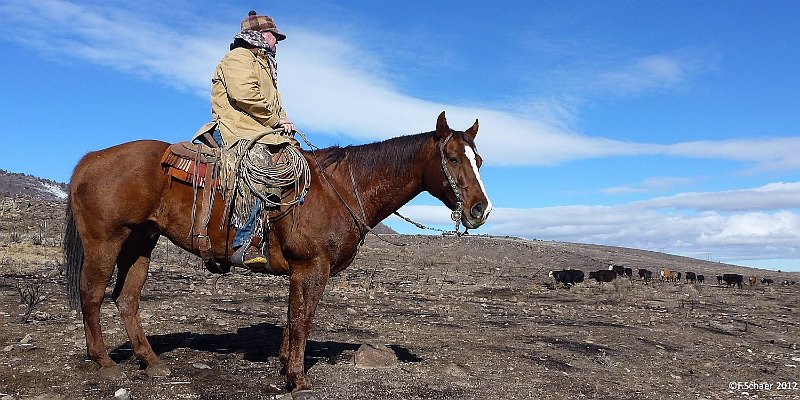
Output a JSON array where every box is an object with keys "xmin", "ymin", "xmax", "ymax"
[
  {"xmin": 697, "ymin": 274, "xmax": 705, "ymax": 284},
  {"xmin": 608, "ymin": 264, "xmax": 626, "ymax": 276},
  {"xmin": 722, "ymin": 273, "xmax": 744, "ymax": 288},
  {"xmin": 623, "ymin": 267, "xmax": 633, "ymax": 279},
  {"xmin": 783, "ymin": 280, "xmax": 796, "ymax": 285},
  {"xmin": 716, "ymin": 275, "xmax": 723, "ymax": 285},
  {"xmin": 549, "ymin": 269, "xmax": 585, "ymax": 286},
  {"xmin": 638, "ymin": 268, "xmax": 653, "ymax": 282},
  {"xmin": 685, "ymin": 271, "xmax": 697, "ymax": 283},
  {"xmin": 676, "ymin": 272, "xmax": 682, "ymax": 282},
  {"xmin": 590, "ymin": 270, "xmax": 617, "ymax": 283},
  {"xmin": 760, "ymin": 277, "xmax": 774, "ymax": 285}
]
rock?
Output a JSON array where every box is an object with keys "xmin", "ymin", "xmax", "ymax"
[
  {"xmin": 20, "ymin": 334, "xmax": 33, "ymax": 344},
  {"xmin": 290, "ymin": 390, "xmax": 319, "ymax": 400},
  {"xmin": 192, "ymin": 363, "xmax": 211, "ymax": 370},
  {"xmin": 354, "ymin": 343, "xmax": 397, "ymax": 369},
  {"xmin": 114, "ymin": 388, "xmax": 131, "ymax": 400},
  {"xmin": 15, "ymin": 343, "xmax": 35, "ymax": 351},
  {"xmin": 30, "ymin": 394, "xmax": 66, "ymax": 400},
  {"xmin": 444, "ymin": 363, "xmax": 470, "ymax": 377},
  {"xmin": 3, "ymin": 345, "xmax": 13, "ymax": 352},
  {"xmin": 32, "ymin": 311, "xmax": 50, "ymax": 321}
]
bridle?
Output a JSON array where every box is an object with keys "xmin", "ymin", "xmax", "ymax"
[
  {"xmin": 391, "ymin": 131, "xmax": 468, "ymax": 236},
  {"xmin": 437, "ymin": 132, "xmax": 466, "ymax": 231}
]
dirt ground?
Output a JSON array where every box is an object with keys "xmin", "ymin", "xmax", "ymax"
[{"xmin": 1, "ymin": 198, "xmax": 799, "ymax": 399}]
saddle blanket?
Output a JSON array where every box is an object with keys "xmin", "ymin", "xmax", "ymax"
[{"xmin": 160, "ymin": 142, "xmax": 222, "ymax": 189}]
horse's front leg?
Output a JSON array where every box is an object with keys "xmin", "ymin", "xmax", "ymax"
[{"xmin": 281, "ymin": 259, "xmax": 330, "ymax": 392}]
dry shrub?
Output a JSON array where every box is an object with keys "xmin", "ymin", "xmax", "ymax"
[
  {"xmin": 8, "ymin": 231, "xmax": 22, "ymax": 243},
  {"xmin": 15, "ymin": 274, "xmax": 47, "ymax": 323}
]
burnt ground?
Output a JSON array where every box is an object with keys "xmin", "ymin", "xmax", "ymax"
[{"xmin": 1, "ymin": 197, "xmax": 799, "ymax": 399}]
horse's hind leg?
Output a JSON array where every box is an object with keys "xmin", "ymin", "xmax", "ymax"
[
  {"xmin": 80, "ymin": 235, "xmax": 126, "ymax": 379},
  {"xmin": 112, "ymin": 227, "xmax": 168, "ymax": 377}
]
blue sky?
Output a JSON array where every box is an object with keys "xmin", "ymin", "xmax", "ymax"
[{"xmin": 2, "ymin": 0, "xmax": 800, "ymax": 271}]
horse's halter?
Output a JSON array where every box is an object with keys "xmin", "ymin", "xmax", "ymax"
[{"xmin": 438, "ymin": 132, "xmax": 466, "ymax": 234}]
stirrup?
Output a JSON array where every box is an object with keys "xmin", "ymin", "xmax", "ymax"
[{"xmin": 232, "ymin": 242, "xmax": 272, "ymax": 273}]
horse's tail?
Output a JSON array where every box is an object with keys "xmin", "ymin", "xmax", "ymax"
[{"xmin": 63, "ymin": 197, "xmax": 84, "ymax": 311}]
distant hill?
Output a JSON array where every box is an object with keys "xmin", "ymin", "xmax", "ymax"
[
  {"xmin": 0, "ymin": 169, "xmax": 68, "ymax": 203},
  {"xmin": 0, "ymin": 169, "xmax": 398, "ymax": 233}
]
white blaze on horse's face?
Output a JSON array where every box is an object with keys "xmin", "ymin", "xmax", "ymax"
[{"xmin": 464, "ymin": 145, "xmax": 492, "ymax": 222}]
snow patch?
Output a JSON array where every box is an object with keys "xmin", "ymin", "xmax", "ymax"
[{"xmin": 40, "ymin": 182, "xmax": 67, "ymax": 200}]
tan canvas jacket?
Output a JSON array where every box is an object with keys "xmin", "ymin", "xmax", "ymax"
[{"xmin": 194, "ymin": 47, "xmax": 296, "ymax": 147}]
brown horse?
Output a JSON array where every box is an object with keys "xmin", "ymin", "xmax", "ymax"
[{"xmin": 63, "ymin": 112, "xmax": 491, "ymax": 394}]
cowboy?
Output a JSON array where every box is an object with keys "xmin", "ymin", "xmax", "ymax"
[{"xmin": 194, "ymin": 10, "xmax": 297, "ymax": 270}]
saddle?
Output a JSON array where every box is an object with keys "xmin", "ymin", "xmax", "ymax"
[
  {"xmin": 160, "ymin": 141, "xmax": 222, "ymax": 263},
  {"xmin": 161, "ymin": 142, "xmax": 222, "ymax": 188}
]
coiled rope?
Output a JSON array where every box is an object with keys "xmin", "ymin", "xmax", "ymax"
[{"xmin": 234, "ymin": 128, "xmax": 311, "ymax": 208}]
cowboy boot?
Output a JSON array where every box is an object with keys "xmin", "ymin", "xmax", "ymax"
[{"xmin": 243, "ymin": 236, "xmax": 269, "ymax": 271}]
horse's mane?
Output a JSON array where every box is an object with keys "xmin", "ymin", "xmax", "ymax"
[{"xmin": 313, "ymin": 131, "xmax": 434, "ymax": 178}]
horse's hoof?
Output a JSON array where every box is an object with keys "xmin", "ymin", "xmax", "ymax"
[
  {"xmin": 292, "ymin": 390, "xmax": 319, "ymax": 400},
  {"xmin": 98, "ymin": 365, "xmax": 126, "ymax": 380},
  {"xmin": 144, "ymin": 363, "xmax": 171, "ymax": 377}
]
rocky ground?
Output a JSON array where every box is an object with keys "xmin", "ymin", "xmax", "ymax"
[{"xmin": 1, "ymin": 197, "xmax": 799, "ymax": 399}]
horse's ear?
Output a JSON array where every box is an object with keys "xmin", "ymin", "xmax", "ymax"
[
  {"xmin": 435, "ymin": 111, "xmax": 450, "ymax": 139},
  {"xmin": 465, "ymin": 119, "xmax": 479, "ymax": 140}
]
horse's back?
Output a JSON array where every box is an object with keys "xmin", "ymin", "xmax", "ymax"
[{"xmin": 70, "ymin": 140, "xmax": 171, "ymax": 230}]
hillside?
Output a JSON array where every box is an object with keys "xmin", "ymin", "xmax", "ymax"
[
  {"xmin": 0, "ymin": 170, "xmax": 68, "ymax": 203},
  {"xmin": 0, "ymin": 176, "xmax": 798, "ymax": 399}
]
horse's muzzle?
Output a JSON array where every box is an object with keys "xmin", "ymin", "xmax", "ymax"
[{"xmin": 462, "ymin": 202, "xmax": 489, "ymax": 229}]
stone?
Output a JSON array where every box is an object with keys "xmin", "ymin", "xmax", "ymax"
[
  {"xmin": 31, "ymin": 311, "xmax": 50, "ymax": 321},
  {"xmin": 114, "ymin": 388, "xmax": 131, "ymax": 400},
  {"xmin": 354, "ymin": 343, "xmax": 397, "ymax": 369}
]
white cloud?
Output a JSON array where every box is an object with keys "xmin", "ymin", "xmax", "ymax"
[
  {"xmin": 1, "ymin": 1, "xmax": 798, "ymax": 173},
  {"xmin": 393, "ymin": 182, "xmax": 800, "ymax": 264},
  {"xmin": 638, "ymin": 181, "xmax": 800, "ymax": 211},
  {"xmin": 665, "ymin": 138, "xmax": 800, "ymax": 171}
]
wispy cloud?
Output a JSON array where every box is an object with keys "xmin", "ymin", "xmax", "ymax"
[
  {"xmin": 1, "ymin": 1, "xmax": 797, "ymax": 173},
  {"xmin": 599, "ymin": 54, "xmax": 689, "ymax": 94},
  {"xmin": 637, "ymin": 181, "xmax": 800, "ymax": 212},
  {"xmin": 602, "ymin": 176, "xmax": 699, "ymax": 195}
]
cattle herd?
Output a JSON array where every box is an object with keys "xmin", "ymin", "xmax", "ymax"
[{"xmin": 548, "ymin": 264, "xmax": 798, "ymax": 288}]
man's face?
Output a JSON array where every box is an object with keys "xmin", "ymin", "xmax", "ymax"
[{"xmin": 261, "ymin": 31, "xmax": 278, "ymax": 50}]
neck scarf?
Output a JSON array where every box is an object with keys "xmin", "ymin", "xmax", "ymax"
[{"xmin": 233, "ymin": 30, "xmax": 278, "ymax": 83}]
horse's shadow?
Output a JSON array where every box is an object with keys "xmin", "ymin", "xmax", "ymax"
[{"xmin": 110, "ymin": 322, "xmax": 421, "ymax": 370}]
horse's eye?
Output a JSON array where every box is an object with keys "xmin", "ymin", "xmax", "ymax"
[{"xmin": 448, "ymin": 156, "xmax": 459, "ymax": 164}]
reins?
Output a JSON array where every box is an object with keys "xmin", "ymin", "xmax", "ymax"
[
  {"xmin": 295, "ymin": 131, "xmax": 407, "ymax": 246},
  {"xmin": 296, "ymin": 130, "xmax": 467, "ymax": 245}
]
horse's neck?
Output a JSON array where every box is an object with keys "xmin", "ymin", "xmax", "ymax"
[
  {"xmin": 339, "ymin": 134, "xmax": 432, "ymax": 227},
  {"xmin": 355, "ymin": 164, "xmax": 424, "ymax": 227}
]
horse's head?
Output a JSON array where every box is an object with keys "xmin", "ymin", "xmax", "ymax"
[{"xmin": 425, "ymin": 111, "xmax": 492, "ymax": 230}]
